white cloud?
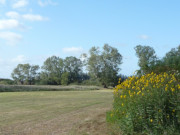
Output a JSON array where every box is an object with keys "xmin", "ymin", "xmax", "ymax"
[
  {"xmin": 38, "ymin": 0, "xmax": 57, "ymax": 7},
  {"xmin": 140, "ymin": 35, "xmax": 149, "ymax": 40},
  {"xmin": 22, "ymin": 14, "xmax": 48, "ymax": 21},
  {"xmin": 0, "ymin": 0, "xmax": 5, "ymax": 5},
  {"xmin": 0, "ymin": 31, "xmax": 22, "ymax": 45},
  {"xmin": 0, "ymin": 58, "xmax": 3, "ymax": 63},
  {"xmin": 63, "ymin": 47, "xmax": 84, "ymax": 54},
  {"xmin": 6, "ymin": 12, "xmax": 48, "ymax": 22},
  {"xmin": 0, "ymin": 19, "xmax": 23, "ymax": 30},
  {"xmin": 12, "ymin": 0, "xmax": 28, "ymax": 9},
  {"xmin": 11, "ymin": 55, "xmax": 27, "ymax": 63},
  {"xmin": 6, "ymin": 11, "xmax": 20, "ymax": 19},
  {"xmin": 0, "ymin": 55, "xmax": 28, "ymax": 78}
]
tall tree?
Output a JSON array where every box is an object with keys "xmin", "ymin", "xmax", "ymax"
[
  {"xmin": 11, "ymin": 64, "xmax": 39, "ymax": 85},
  {"xmin": 86, "ymin": 44, "xmax": 122, "ymax": 87},
  {"xmin": 63, "ymin": 56, "xmax": 83, "ymax": 82},
  {"xmin": 41, "ymin": 56, "xmax": 63, "ymax": 84},
  {"xmin": 135, "ymin": 45, "xmax": 157, "ymax": 75}
]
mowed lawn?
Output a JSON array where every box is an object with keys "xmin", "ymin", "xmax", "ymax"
[{"xmin": 0, "ymin": 90, "xmax": 113, "ymax": 135}]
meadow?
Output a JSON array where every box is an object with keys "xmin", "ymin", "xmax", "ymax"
[{"xmin": 0, "ymin": 89, "xmax": 113, "ymax": 135}]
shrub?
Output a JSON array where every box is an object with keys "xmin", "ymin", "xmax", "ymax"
[{"xmin": 107, "ymin": 72, "xmax": 180, "ymax": 135}]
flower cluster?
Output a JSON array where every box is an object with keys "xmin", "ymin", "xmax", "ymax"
[{"xmin": 107, "ymin": 72, "xmax": 180, "ymax": 135}]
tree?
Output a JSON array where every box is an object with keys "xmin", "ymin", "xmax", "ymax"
[
  {"xmin": 63, "ymin": 56, "xmax": 83, "ymax": 83},
  {"xmin": 86, "ymin": 44, "xmax": 122, "ymax": 87},
  {"xmin": 61, "ymin": 72, "xmax": 70, "ymax": 85},
  {"xmin": 11, "ymin": 64, "xmax": 39, "ymax": 85},
  {"xmin": 41, "ymin": 56, "xmax": 63, "ymax": 84},
  {"xmin": 159, "ymin": 45, "xmax": 180, "ymax": 73},
  {"xmin": 135, "ymin": 45, "xmax": 157, "ymax": 75}
]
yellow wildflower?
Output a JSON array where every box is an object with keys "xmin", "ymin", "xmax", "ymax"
[{"xmin": 171, "ymin": 88, "xmax": 175, "ymax": 92}]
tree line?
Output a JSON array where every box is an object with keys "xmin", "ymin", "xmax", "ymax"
[
  {"xmin": 11, "ymin": 44, "xmax": 180, "ymax": 87},
  {"xmin": 11, "ymin": 44, "xmax": 125, "ymax": 87},
  {"xmin": 135, "ymin": 45, "xmax": 180, "ymax": 78}
]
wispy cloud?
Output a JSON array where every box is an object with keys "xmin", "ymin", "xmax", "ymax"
[
  {"xmin": 139, "ymin": 35, "xmax": 149, "ymax": 40},
  {"xmin": 0, "ymin": 19, "xmax": 24, "ymax": 30},
  {"xmin": 22, "ymin": 14, "xmax": 48, "ymax": 21},
  {"xmin": 12, "ymin": 0, "xmax": 28, "ymax": 9},
  {"xmin": 38, "ymin": 0, "xmax": 57, "ymax": 7},
  {"xmin": 11, "ymin": 55, "xmax": 27, "ymax": 63},
  {"xmin": 6, "ymin": 11, "xmax": 20, "ymax": 19},
  {"xmin": 6, "ymin": 11, "xmax": 48, "ymax": 21},
  {"xmin": 0, "ymin": 31, "xmax": 22, "ymax": 46},
  {"xmin": 63, "ymin": 47, "xmax": 84, "ymax": 54},
  {"xmin": 0, "ymin": 0, "xmax": 5, "ymax": 5},
  {"xmin": 0, "ymin": 55, "xmax": 28, "ymax": 78}
]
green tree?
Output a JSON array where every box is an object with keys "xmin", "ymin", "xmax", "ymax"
[
  {"xmin": 135, "ymin": 45, "xmax": 157, "ymax": 75},
  {"xmin": 152, "ymin": 45, "xmax": 180, "ymax": 75},
  {"xmin": 86, "ymin": 44, "xmax": 122, "ymax": 87},
  {"xmin": 41, "ymin": 56, "xmax": 63, "ymax": 84},
  {"xmin": 61, "ymin": 72, "xmax": 70, "ymax": 85},
  {"xmin": 11, "ymin": 64, "xmax": 39, "ymax": 85},
  {"xmin": 64, "ymin": 56, "xmax": 83, "ymax": 83}
]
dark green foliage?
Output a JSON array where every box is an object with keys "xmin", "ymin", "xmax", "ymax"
[
  {"xmin": 64, "ymin": 56, "xmax": 83, "ymax": 83},
  {"xmin": 41, "ymin": 56, "xmax": 63, "ymax": 85},
  {"xmin": 0, "ymin": 79, "xmax": 14, "ymax": 85},
  {"xmin": 11, "ymin": 64, "xmax": 39, "ymax": 85},
  {"xmin": 135, "ymin": 45, "xmax": 157, "ymax": 75},
  {"xmin": 61, "ymin": 72, "xmax": 70, "ymax": 85},
  {"xmin": 135, "ymin": 45, "xmax": 180, "ymax": 79},
  {"xmin": 149, "ymin": 45, "xmax": 180, "ymax": 80},
  {"xmin": 86, "ymin": 44, "xmax": 123, "ymax": 87}
]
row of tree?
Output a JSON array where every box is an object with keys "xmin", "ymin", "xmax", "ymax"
[
  {"xmin": 11, "ymin": 44, "xmax": 123, "ymax": 87},
  {"xmin": 135, "ymin": 45, "xmax": 180, "ymax": 76},
  {"xmin": 11, "ymin": 44, "xmax": 180, "ymax": 87}
]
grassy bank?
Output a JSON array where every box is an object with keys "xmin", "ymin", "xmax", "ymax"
[{"xmin": 0, "ymin": 90, "xmax": 113, "ymax": 135}]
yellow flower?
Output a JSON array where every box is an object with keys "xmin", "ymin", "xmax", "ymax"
[
  {"xmin": 172, "ymin": 109, "xmax": 175, "ymax": 113},
  {"xmin": 121, "ymin": 103, "xmax": 124, "ymax": 106},
  {"xmin": 137, "ymin": 91, "xmax": 141, "ymax": 95},
  {"xmin": 120, "ymin": 95, "xmax": 123, "ymax": 99},
  {"xmin": 178, "ymin": 84, "xmax": 180, "ymax": 89},
  {"xmin": 142, "ymin": 93, "xmax": 144, "ymax": 96},
  {"xmin": 124, "ymin": 95, "xmax": 126, "ymax": 98},
  {"xmin": 171, "ymin": 88, "xmax": 175, "ymax": 92},
  {"xmin": 150, "ymin": 119, "xmax": 153, "ymax": 123}
]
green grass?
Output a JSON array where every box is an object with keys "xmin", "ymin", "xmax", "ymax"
[{"xmin": 0, "ymin": 90, "xmax": 113, "ymax": 135}]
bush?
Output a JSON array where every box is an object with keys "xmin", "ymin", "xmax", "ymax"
[{"xmin": 107, "ymin": 72, "xmax": 180, "ymax": 135}]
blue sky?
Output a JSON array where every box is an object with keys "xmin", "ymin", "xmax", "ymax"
[{"xmin": 0, "ymin": 0, "xmax": 180, "ymax": 78}]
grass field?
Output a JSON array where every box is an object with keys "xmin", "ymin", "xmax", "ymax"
[{"xmin": 0, "ymin": 90, "xmax": 113, "ymax": 135}]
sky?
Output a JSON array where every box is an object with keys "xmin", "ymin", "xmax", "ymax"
[{"xmin": 0, "ymin": 0, "xmax": 180, "ymax": 79}]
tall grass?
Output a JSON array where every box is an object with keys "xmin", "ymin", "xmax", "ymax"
[{"xmin": 0, "ymin": 85, "xmax": 102, "ymax": 92}]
